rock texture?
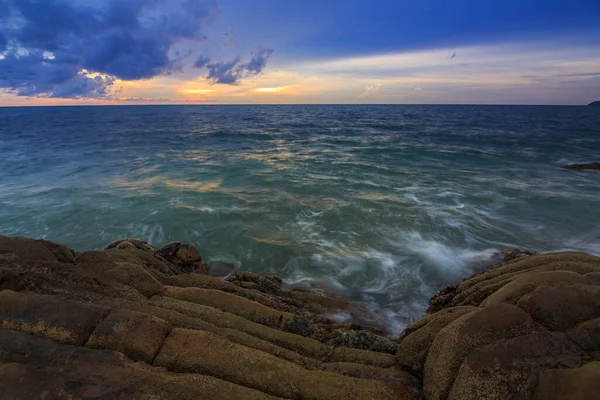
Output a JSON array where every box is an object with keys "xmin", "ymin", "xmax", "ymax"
[
  {"xmin": 397, "ymin": 251, "xmax": 600, "ymax": 400},
  {"xmin": 0, "ymin": 235, "xmax": 419, "ymax": 400},
  {"xmin": 2, "ymin": 234, "xmax": 600, "ymax": 399}
]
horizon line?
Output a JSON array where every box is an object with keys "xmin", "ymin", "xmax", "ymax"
[{"xmin": 0, "ymin": 103, "xmax": 595, "ymax": 108}]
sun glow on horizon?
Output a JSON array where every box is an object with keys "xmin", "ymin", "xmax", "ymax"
[
  {"xmin": 254, "ymin": 86, "xmax": 289, "ymax": 93},
  {"xmin": 181, "ymin": 89, "xmax": 216, "ymax": 94}
]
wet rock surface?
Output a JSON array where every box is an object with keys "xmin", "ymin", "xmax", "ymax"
[
  {"xmin": 0, "ymin": 235, "xmax": 420, "ymax": 399},
  {"xmin": 2, "ymin": 234, "xmax": 600, "ymax": 399},
  {"xmin": 399, "ymin": 250, "xmax": 600, "ymax": 400}
]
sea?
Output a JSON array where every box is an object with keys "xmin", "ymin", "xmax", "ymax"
[{"xmin": 1, "ymin": 104, "xmax": 599, "ymax": 335}]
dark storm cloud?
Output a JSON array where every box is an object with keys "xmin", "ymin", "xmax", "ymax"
[
  {"xmin": 206, "ymin": 48, "xmax": 273, "ymax": 84},
  {"xmin": 0, "ymin": 50, "xmax": 114, "ymax": 97},
  {"xmin": 0, "ymin": 0, "xmax": 217, "ymax": 98}
]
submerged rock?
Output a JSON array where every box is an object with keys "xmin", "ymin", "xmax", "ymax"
[{"xmin": 563, "ymin": 162, "xmax": 600, "ymax": 171}]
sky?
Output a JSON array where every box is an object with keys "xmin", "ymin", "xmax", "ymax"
[{"xmin": 1, "ymin": 0, "xmax": 599, "ymax": 106}]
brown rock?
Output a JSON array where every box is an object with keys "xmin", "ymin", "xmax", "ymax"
[
  {"xmin": 157, "ymin": 241, "xmax": 182, "ymax": 259},
  {"xmin": 163, "ymin": 286, "xmax": 283, "ymax": 327},
  {"xmin": 329, "ymin": 346, "xmax": 396, "ymax": 367},
  {"xmin": 0, "ymin": 268, "xmax": 17, "ymax": 290},
  {"xmin": 423, "ymin": 303, "xmax": 543, "ymax": 400},
  {"xmin": 149, "ymin": 295, "xmax": 329, "ymax": 360},
  {"xmin": 457, "ymin": 252, "xmax": 600, "ymax": 294},
  {"xmin": 158, "ymin": 242, "xmax": 205, "ymax": 274},
  {"xmin": 87, "ymin": 309, "xmax": 171, "ymax": 363},
  {"xmin": 0, "ymin": 234, "xmax": 427, "ymax": 399},
  {"xmin": 323, "ymin": 362, "xmax": 421, "ymax": 388},
  {"xmin": 176, "ymin": 244, "xmax": 202, "ymax": 263},
  {"xmin": 104, "ymin": 238, "xmax": 157, "ymax": 253},
  {"xmin": 584, "ymin": 272, "xmax": 600, "ymax": 286},
  {"xmin": 116, "ymin": 241, "xmax": 137, "ymax": 250},
  {"xmin": 0, "ymin": 290, "xmax": 109, "ymax": 345},
  {"xmin": 482, "ymin": 270, "xmax": 586, "ymax": 306},
  {"xmin": 533, "ymin": 362, "xmax": 600, "ymax": 400},
  {"xmin": 226, "ymin": 271, "xmax": 282, "ymax": 295},
  {"xmin": 428, "ymin": 252, "xmax": 600, "ymax": 312},
  {"xmin": 154, "ymin": 328, "xmax": 418, "ymax": 400},
  {"xmin": 321, "ymin": 326, "xmax": 397, "ymax": 353},
  {"xmin": 396, "ymin": 306, "xmax": 477, "ymax": 376},
  {"xmin": 427, "ymin": 283, "xmax": 459, "ymax": 313},
  {"xmin": 517, "ymin": 284, "xmax": 600, "ymax": 331},
  {"xmin": 0, "ymin": 235, "xmax": 70, "ymax": 264},
  {"xmin": 14, "ymin": 262, "xmax": 146, "ymax": 302},
  {"xmin": 0, "ymin": 328, "xmax": 280, "ymax": 400},
  {"xmin": 105, "ymin": 247, "xmax": 176, "ymax": 276},
  {"xmin": 39, "ymin": 239, "xmax": 76, "ymax": 263},
  {"xmin": 280, "ymin": 312, "xmax": 314, "ymax": 337},
  {"xmin": 0, "ymin": 362, "xmax": 142, "ymax": 400},
  {"xmin": 567, "ymin": 318, "xmax": 600, "ymax": 360},
  {"xmin": 564, "ymin": 162, "xmax": 600, "ymax": 171},
  {"xmin": 164, "ymin": 273, "xmax": 244, "ymax": 293},
  {"xmin": 502, "ymin": 248, "xmax": 536, "ymax": 262},
  {"xmin": 76, "ymin": 250, "xmax": 118, "ymax": 273},
  {"xmin": 0, "ymin": 253, "xmax": 19, "ymax": 265},
  {"xmin": 449, "ymin": 331, "xmax": 588, "ymax": 400},
  {"xmin": 106, "ymin": 262, "xmax": 165, "ymax": 297}
]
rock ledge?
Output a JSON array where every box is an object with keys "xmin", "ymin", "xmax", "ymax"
[{"xmin": 1, "ymin": 234, "xmax": 600, "ymax": 399}]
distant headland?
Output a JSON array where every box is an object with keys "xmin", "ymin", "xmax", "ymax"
[{"xmin": 588, "ymin": 101, "xmax": 600, "ymax": 107}]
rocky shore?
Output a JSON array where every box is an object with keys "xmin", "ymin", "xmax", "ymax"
[{"xmin": 0, "ymin": 235, "xmax": 599, "ymax": 399}]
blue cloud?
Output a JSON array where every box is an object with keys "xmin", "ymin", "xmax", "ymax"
[
  {"xmin": 205, "ymin": 57, "xmax": 242, "ymax": 84},
  {"xmin": 205, "ymin": 48, "xmax": 273, "ymax": 84},
  {"xmin": 0, "ymin": 0, "xmax": 219, "ymax": 98},
  {"xmin": 245, "ymin": 48, "xmax": 274, "ymax": 74},
  {"xmin": 194, "ymin": 55, "xmax": 212, "ymax": 69}
]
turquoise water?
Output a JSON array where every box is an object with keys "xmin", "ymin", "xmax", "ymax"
[{"xmin": 1, "ymin": 105, "xmax": 599, "ymax": 334}]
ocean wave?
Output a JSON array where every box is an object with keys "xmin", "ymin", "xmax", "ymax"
[
  {"xmin": 3, "ymin": 105, "xmax": 600, "ymax": 338},
  {"xmin": 393, "ymin": 231, "xmax": 499, "ymax": 277}
]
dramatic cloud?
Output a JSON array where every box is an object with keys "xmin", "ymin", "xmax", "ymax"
[
  {"xmin": 0, "ymin": 0, "xmax": 217, "ymax": 98},
  {"xmin": 206, "ymin": 48, "xmax": 274, "ymax": 84}
]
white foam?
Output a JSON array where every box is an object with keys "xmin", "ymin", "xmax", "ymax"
[
  {"xmin": 296, "ymin": 210, "xmax": 324, "ymax": 231},
  {"xmin": 321, "ymin": 311, "xmax": 352, "ymax": 323},
  {"xmin": 403, "ymin": 193, "xmax": 427, "ymax": 204},
  {"xmin": 437, "ymin": 191, "xmax": 465, "ymax": 198},
  {"xmin": 397, "ymin": 231, "xmax": 499, "ymax": 276}
]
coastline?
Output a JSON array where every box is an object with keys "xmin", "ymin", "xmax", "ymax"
[{"xmin": 1, "ymin": 234, "xmax": 599, "ymax": 399}]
